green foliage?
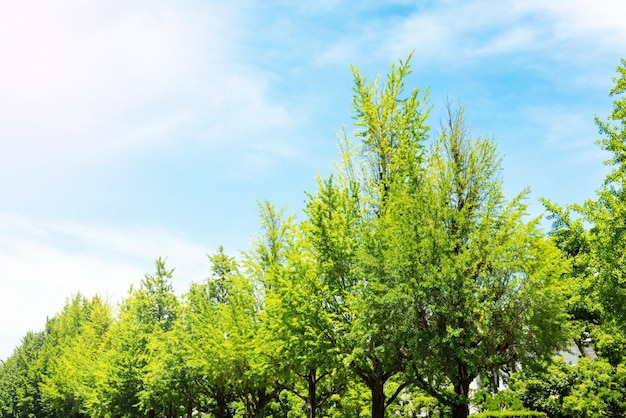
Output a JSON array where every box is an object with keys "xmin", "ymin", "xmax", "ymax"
[
  {"xmin": 39, "ymin": 294, "xmax": 113, "ymax": 418},
  {"xmin": 382, "ymin": 99, "xmax": 567, "ymax": 418},
  {"xmin": 0, "ymin": 331, "xmax": 46, "ymax": 418},
  {"xmin": 473, "ymin": 387, "xmax": 525, "ymax": 413},
  {"xmin": 348, "ymin": 52, "xmax": 430, "ymax": 209},
  {"xmin": 510, "ymin": 357, "xmax": 576, "ymax": 418},
  {"xmin": 595, "ymin": 58, "xmax": 626, "ymax": 176},
  {"xmin": 586, "ymin": 58, "xmax": 626, "ymax": 330},
  {"xmin": 91, "ymin": 258, "xmax": 180, "ymax": 418},
  {"xmin": 470, "ymin": 411, "xmax": 547, "ymax": 418},
  {"xmin": 293, "ymin": 56, "xmax": 568, "ymax": 418},
  {"xmin": 510, "ymin": 356, "xmax": 626, "ymax": 418},
  {"xmin": 330, "ymin": 55, "xmax": 432, "ymax": 418},
  {"xmin": 141, "ymin": 323, "xmax": 204, "ymax": 418},
  {"xmin": 593, "ymin": 322, "xmax": 626, "ymax": 367},
  {"xmin": 250, "ymin": 202, "xmax": 347, "ymax": 418},
  {"xmin": 182, "ymin": 247, "xmax": 277, "ymax": 418},
  {"xmin": 323, "ymin": 382, "xmax": 371, "ymax": 418},
  {"xmin": 562, "ymin": 358, "xmax": 626, "ymax": 417}
]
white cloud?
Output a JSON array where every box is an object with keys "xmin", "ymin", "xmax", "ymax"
[
  {"xmin": 519, "ymin": 0, "xmax": 626, "ymax": 50},
  {"xmin": 0, "ymin": 0, "xmax": 296, "ymax": 174},
  {"xmin": 319, "ymin": 1, "xmax": 626, "ymax": 70},
  {"xmin": 471, "ymin": 26, "xmax": 538, "ymax": 57},
  {"xmin": 0, "ymin": 212, "xmax": 212, "ymax": 360}
]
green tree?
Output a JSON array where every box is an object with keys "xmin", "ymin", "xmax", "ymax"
[
  {"xmin": 183, "ymin": 247, "xmax": 277, "ymax": 418},
  {"xmin": 39, "ymin": 294, "xmax": 113, "ymax": 418},
  {"xmin": 307, "ymin": 55, "xmax": 430, "ymax": 418},
  {"xmin": 301, "ymin": 56, "xmax": 568, "ymax": 418},
  {"xmin": 249, "ymin": 202, "xmax": 347, "ymax": 418},
  {"xmin": 141, "ymin": 322, "xmax": 203, "ymax": 418},
  {"xmin": 398, "ymin": 104, "xmax": 569, "ymax": 418},
  {"xmin": 92, "ymin": 258, "xmax": 179, "ymax": 418},
  {"xmin": 0, "ymin": 331, "xmax": 46, "ymax": 418},
  {"xmin": 584, "ymin": 58, "xmax": 626, "ymax": 329},
  {"xmin": 182, "ymin": 279, "xmax": 236, "ymax": 418}
]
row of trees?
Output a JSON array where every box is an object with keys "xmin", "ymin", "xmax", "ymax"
[{"xmin": 1, "ymin": 56, "xmax": 626, "ymax": 418}]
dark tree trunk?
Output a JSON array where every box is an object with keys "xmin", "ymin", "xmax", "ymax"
[
  {"xmin": 306, "ymin": 370, "xmax": 317, "ymax": 418},
  {"xmin": 186, "ymin": 398, "xmax": 193, "ymax": 418},
  {"xmin": 216, "ymin": 386, "xmax": 231, "ymax": 418},
  {"xmin": 451, "ymin": 367, "xmax": 472, "ymax": 418},
  {"xmin": 371, "ymin": 378, "xmax": 386, "ymax": 418},
  {"xmin": 255, "ymin": 388, "xmax": 273, "ymax": 416},
  {"xmin": 451, "ymin": 402, "xmax": 469, "ymax": 418},
  {"xmin": 240, "ymin": 388, "xmax": 273, "ymax": 418}
]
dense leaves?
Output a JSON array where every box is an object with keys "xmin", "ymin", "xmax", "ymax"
[{"xmin": 477, "ymin": 58, "xmax": 626, "ymax": 418}]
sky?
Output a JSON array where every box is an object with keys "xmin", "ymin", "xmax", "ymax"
[{"xmin": 1, "ymin": 0, "xmax": 625, "ymax": 360}]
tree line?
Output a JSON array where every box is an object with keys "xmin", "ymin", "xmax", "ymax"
[{"xmin": 1, "ymin": 56, "xmax": 626, "ymax": 418}]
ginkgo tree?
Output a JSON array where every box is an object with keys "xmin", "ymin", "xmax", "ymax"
[
  {"xmin": 398, "ymin": 104, "xmax": 569, "ymax": 418},
  {"xmin": 297, "ymin": 56, "xmax": 569, "ymax": 418},
  {"xmin": 586, "ymin": 58, "xmax": 626, "ymax": 328},
  {"xmin": 39, "ymin": 294, "xmax": 113, "ymax": 418},
  {"xmin": 91, "ymin": 258, "xmax": 180, "ymax": 418},
  {"xmin": 249, "ymin": 202, "xmax": 347, "ymax": 418},
  {"xmin": 182, "ymin": 246, "xmax": 278, "ymax": 418}
]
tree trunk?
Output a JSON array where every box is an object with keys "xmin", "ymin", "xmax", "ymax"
[
  {"xmin": 451, "ymin": 374, "xmax": 471, "ymax": 418},
  {"xmin": 371, "ymin": 378, "xmax": 386, "ymax": 418},
  {"xmin": 186, "ymin": 398, "xmax": 193, "ymax": 418},
  {"xmin": 255, "ymin": 388, "xmax": 272, "ymax": 416},
  {"xmin": 215, "ymin": 386, "xmax": 232, "ymax": 418},
  {"xmin": 451, "ymin": 402, "xmax": 469, "ymax": 418},
  {"xmin": 306, "ymin": 370, "xmax": 317, "ymax": 418}
]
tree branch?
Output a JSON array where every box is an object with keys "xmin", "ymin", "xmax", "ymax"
[{"xmin": 385, "ymin": 381, "xmax": 409, "ymax": 409}]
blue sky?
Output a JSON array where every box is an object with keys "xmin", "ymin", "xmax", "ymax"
[{"xmin": 1, "ymin": 0, "xmax": 625, "ymax": 359}]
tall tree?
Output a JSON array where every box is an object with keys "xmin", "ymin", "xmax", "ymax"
[
  {"xmin": 302, "ymin": 56, "xmax": 568, "ymax": 418},
  {"xmin": 299, "ymin": 55, "xmax": 431, "ymax": 418},
  {"xmin": 585, "ymin": 58, "xmax": 626, "ymax": 328},
  {"xmin": 0, "ymin": 331, "xmax": 46, "ymax": 418},
  {"xmin": 250, "ymin": 202, "xmax": 346, "ymax": 418},
  {"xmin": 183, "ymin": 247, "xmax": 276, "ymax": 418},
  {"xmin": 39, "ymin": 294, "xmax": 113, "ymax": 418},
  {"xmin": 397, "ymin": 104, "xmax": 569, "ymax": 418},
  {"xmin": 92, "ymin": 258, "xmax": 179, "ymax": 418}
]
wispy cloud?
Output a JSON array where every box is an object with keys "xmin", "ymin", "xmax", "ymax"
[
  {"xmin": 317, "ymin": 0, "xmax": 626, "ymax": 73},
  {"xmin": 519, "ymin": 0, "xmax": 626, "ymax": 50},
  {"xmin": 0, "ymin": 0, "xmax": 296, "ymax": 176},
  {"xmin": 0, "ymin": 212, "xmax": 211, "ymax": 360}
]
